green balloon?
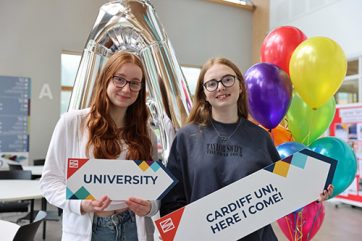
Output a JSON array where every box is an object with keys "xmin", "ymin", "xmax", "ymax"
[
  {"xmin": 310, "ymin": 137, "xmax": 357, "ymax": 197},
  {"xmin": 287, "ymin": 93, "xmax": 335, "ymax": 145}
]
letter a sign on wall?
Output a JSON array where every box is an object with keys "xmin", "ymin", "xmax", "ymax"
[
  {"xmin": 66, "ymin": 158, "xmax": 177, "ymax": 200},
  {"xmin": 155, "ymin": 149, "xmax": 336, "ymax": 241}
]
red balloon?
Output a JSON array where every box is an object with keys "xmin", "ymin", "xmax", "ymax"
[
  {"xmin": 261, "ymin": 26, "xmax": 307, "ymax": 74},
  {"xmin": 277, "ymin": 202, "xmax": 325, "ymax": 241}
]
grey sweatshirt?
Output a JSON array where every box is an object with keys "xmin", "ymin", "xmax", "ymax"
[{"xmin": 161, "ymin": 118, "xmax": 280, "ymax": 241}]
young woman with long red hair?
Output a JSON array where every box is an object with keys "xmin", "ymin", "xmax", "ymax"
[{"xmin": 40, "ymin": 51, "xmax": 159, "ymax": 241}]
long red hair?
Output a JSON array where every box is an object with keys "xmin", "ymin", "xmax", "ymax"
[{"xmin": 86, "ymin": 51, "xmax": 152, "ymax": 160}]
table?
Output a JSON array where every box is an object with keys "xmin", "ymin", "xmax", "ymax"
[
  {"xmin": 0, "ymin": 179, "xmax": 43, "ymax": 223},
  {"xmin": 23, "ymin": 165, "xmax": 44, "ymax": 176},
  {"xmin": 0, "ymin": 179, "xmax": 43, "ymax": 201},
  {"xmin": 0, "ymin": 180, "xmax": 42, "ymax": 201},
  {"xmin": 0, "ymin": 179, "xmax": 58, "ymax": 239}
]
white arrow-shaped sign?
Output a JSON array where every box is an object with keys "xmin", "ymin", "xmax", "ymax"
[
  {"xmin": 66, "ymin": 158, "xmax": 177, "ymax": 200},
  {"xmin": 155, "ymin": 149, "xmax": 336, "ymax": 241}
]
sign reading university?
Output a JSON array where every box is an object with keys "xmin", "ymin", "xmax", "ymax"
[
  {"xmin": 155, "ymin": 149, "xmax": 336, "ymax": 241},
  {"xmin": 66, "ymin": 159, "xmax": 177, "ymax": 200}
]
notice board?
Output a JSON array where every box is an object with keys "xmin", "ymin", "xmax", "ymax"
[{"xmin": 0, "ymin": 76, "xmax": 31, "ymax": 166}]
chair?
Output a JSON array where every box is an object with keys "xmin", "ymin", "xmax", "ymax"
[
  {"xmin": 0, "ymin": 170, "xmax": 31, "ymax": 179},
  {"xmin": 8, "ymin": 164, "xmax": 24, "ymax": 170},
  {"xmin": 13, "ymin": 210, "xmax": 47, "ymax": 241},
  {"xmin": 33, "ymin": 159, "xmax": 45, "ymax": 166},
  {"xmin": 40, "ymin": 198, "xmax": 62, "ymax": 240},
  {"xmin": 0, "ymin": 170, "xmax": 34, "ymax": 222}
]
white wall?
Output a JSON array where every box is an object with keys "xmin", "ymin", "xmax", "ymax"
[
  {"xmin": 152, "ymin": 0, "xmax": 253, "ymax": 71},
  {"xmin": 270, "ymin": 0, "xmax": 362, "ymax": 58},
  {"xmin": 0, "ymin": 0, "xmax": 253, "ymax": 161},
  {"xmin": 0, "ymin": 0, "xmax": 108, "ymax": 161}
]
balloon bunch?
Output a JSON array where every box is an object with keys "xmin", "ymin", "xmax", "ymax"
[
  {"xmin": 244, "ymin": 26, "xmax": 358, "ymax": 240},
  {"xmin": 277, "ymin": 202, "xmax": 325, "ymax": 241}
]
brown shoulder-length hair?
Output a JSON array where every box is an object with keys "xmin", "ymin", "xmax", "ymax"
[
  {"xmin": 187, "ymin": 57, "xmax": 248, "ymax": 126},
  {"xmin": 86, "ymin": 51, "xmax": 152, "ymax": 160}
]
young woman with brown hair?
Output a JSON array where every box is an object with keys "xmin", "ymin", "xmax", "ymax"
[
  {"xmin": 160, "ymin": 57, "xmax": 333, "ymax": 241},
  {"xmin": 40, "ymin": 51, "xmax": 158, "ymax": 241}
]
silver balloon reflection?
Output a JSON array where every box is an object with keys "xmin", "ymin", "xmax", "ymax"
[{"xmin": 68, "ymin": 0, "xmax": 192, "ymax": 162}]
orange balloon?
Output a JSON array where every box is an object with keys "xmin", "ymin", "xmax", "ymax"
[
  {"xmin": 269, "ymin": 124, "xmax": 294, "ymax": 146},
  {"xmin": 252, "ymin": 116, "xmax": 293, "ymax": 146}
]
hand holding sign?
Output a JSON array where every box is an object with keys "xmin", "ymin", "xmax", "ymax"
[
  {"xmin": 80, "ymin": 195, "xmax": 111, "ymax": 214},
  {"xmin": 126, "ymin": 197, "xmax": 152, "ymax": 216}
]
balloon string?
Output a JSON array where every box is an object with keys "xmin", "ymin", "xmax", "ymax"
[
  {"xmin": 293, "ymin": 212, "xmax": 297, "ymax": 239},
  {"xmin": 294, "ymin": 212, "xmax": 301, "ymax": 241},
  {"xmin": 283, "ymin": 118, "xmax": 294, "ymax": 142},
  {"xmin": 269, "ymin": 128, "xmax": 274, "ymax": 142},
  {"xmin": 302, "ymin": 107, "xmax": 316, "ymax": 145},
  {"xmin": 296, "ymin": 211, "xmax": 304, "ymax": 241},
  {"xmin": 284, "ymin": 216, "xmax": 294, "ymax": 241},
  {"xmin": 307, "ymin": 203, "xmax": 323, "ymax": 241}
]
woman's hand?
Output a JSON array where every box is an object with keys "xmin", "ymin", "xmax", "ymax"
[
  {"xmin": 318, "ymin": 184, "xmax": 334, "ymax": 202},
  {"xmin": 80, "ymin": 195, "xmax": 111, "ymax": 214},
  {"xmin": 126, "ymin": 197, "xmax": 151, "ymax": 216}
]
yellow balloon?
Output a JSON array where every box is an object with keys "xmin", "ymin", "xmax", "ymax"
[{"xmin": 289, "ymin": 37, "xmax": 346, "ymax": 109}]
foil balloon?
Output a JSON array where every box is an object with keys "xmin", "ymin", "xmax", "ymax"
[
  {"xmin": 277, "ymin": 201, "xmax": 325, "ymax": 241},
  {"xmin": 245, "ymin": 63, "xmax": 292, "ymax": 130},
  {"xmin": 68, "ymin": 0, "xmax": 192, "ymax": 162}
]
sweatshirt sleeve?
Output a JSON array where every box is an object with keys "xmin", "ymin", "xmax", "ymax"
[
  {"xmin": 160, "ymin": 134, "xmax": 187, "ymax": 216},
  {"xmin": 40, "ymin": 114, "xmax": 82, "ymax": 215}
]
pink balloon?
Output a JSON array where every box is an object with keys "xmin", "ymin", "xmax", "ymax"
[{"xmin": 277, "ymin": 202, "xmax": 325, "ymax": 241}]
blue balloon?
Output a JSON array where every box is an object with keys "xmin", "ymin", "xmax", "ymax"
[
  {"xmin": 309, "ymin": 137, "xmax": 357, "ymax": 197},
  {"xmin": 276, "ymin": 142, "xmax": 307, "ymax": 159},
  {"xmin": 245, "ymin": 63, "xmax": 292, "ymax": 129}
]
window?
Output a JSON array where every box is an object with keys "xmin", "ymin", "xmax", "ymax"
[
  {"xmin": 208, "ymin": 0, "xmax": 255, "ymax": 11},
  {"xmin": 335, "ymin": 57, "xmax": 361, "ymax": 105},
  {"xmin": 61, "ymin": 53, "xmax": 81, "ymax": 114},
  {"xmin": 181, "ymin": 66, "xmax": 201, "ymax": 97}
]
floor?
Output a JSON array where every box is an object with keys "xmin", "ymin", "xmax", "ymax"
[{"xmin": 1, "ymin": 200, "xmax": 361, "ymax": 241}]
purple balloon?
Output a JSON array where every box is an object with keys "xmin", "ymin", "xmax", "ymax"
[{"xmin": 245, "ymin": 63, "xmax": 292, "ymax": 129}]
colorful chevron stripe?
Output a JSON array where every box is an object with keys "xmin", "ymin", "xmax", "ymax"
[
  {"xmin": 264, "ymin": 152, "xmax": 308, "ymax": 177},
  {"xmin": 133, "ymin": 160, "xmax": 161, "ymax": 172}
]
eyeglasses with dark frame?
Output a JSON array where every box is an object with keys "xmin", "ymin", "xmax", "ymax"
[
  {"xmin": 112, "ymin": 76, "xmax": 143, "ymax": 92},
  {"xmin": 203, "ymin": 74, "xmax": 236, "ymax": 92}
]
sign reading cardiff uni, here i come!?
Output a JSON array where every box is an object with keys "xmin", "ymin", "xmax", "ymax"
[
  {"xmin": 66, "ymin": 159, "xmax": 177, "ymax": 200},
  {"xmin": 155, "ymin": 149, "xmax": 336, "ymax": 241}
]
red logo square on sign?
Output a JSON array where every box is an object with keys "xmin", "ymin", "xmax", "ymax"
[
  {"xmin": 69, "ymin": 159, "xmax": 78, "ymax": 168},
  {"xmin": 160, "ymin": 218, "xmax": 175, "ymax": 233}
]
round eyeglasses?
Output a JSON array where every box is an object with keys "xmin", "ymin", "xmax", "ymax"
[
  {"xmin": 203, "ymin": 74, "xmax": 236, "ymax": 92},
  {"xmin": 112, "ymin": 76, "xmax": 143, "ymax": 92}
]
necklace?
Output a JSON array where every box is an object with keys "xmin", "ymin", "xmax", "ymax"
[{"xmin": 211, "ymin": 119, "xmax": 242, "ymax": 143}]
